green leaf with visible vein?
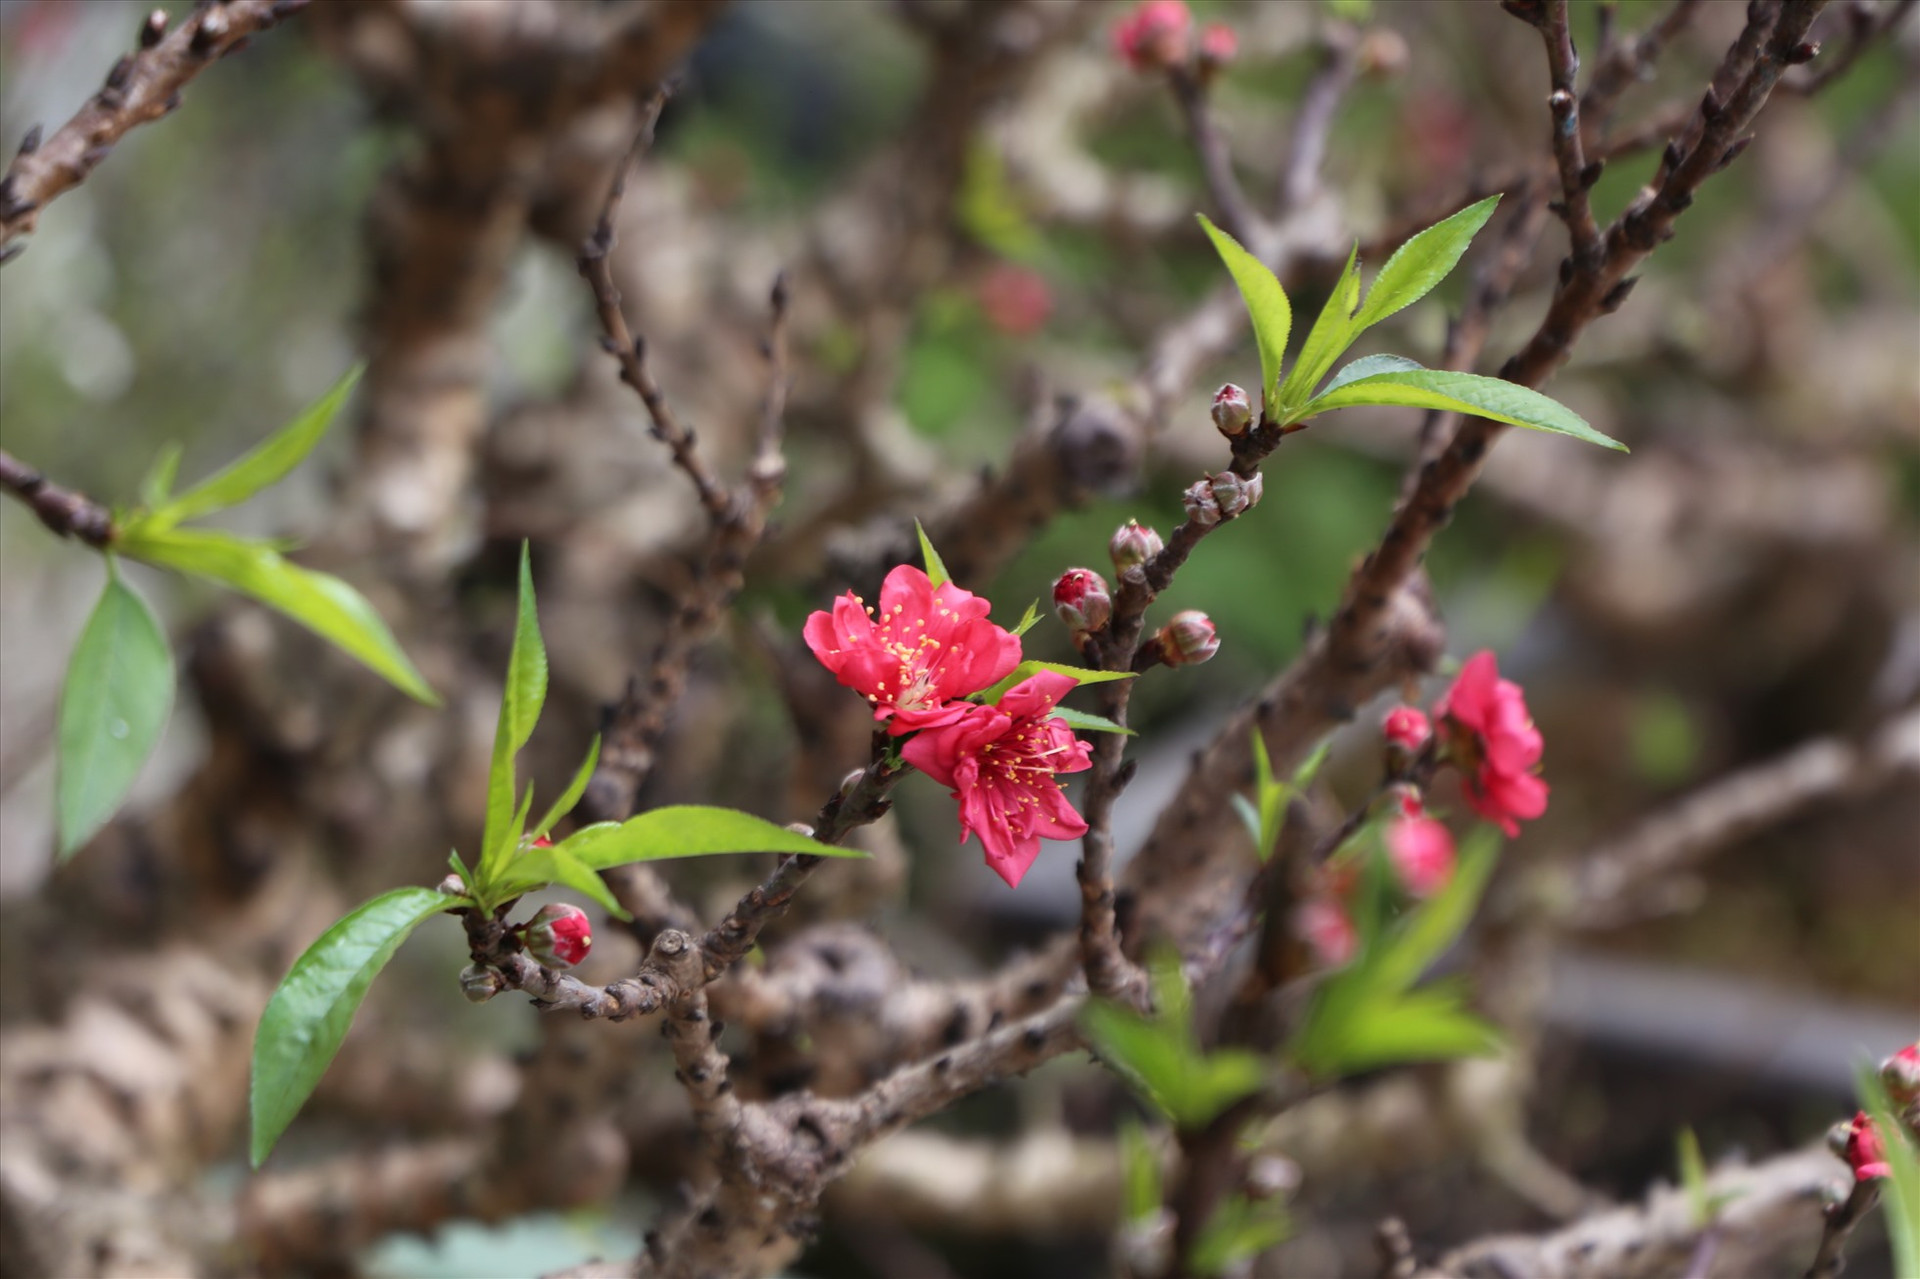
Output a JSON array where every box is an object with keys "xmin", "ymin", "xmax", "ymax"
[
  {"xmin": 1297, "ymin": 368, "xmax": 1627, "ymax": 451},
  {"xmin": 1317, "ymin": 353, "xmax": 1425, "ymax": 398},
  {"xmin": 1352, "ymin": 195, "xmax": 1500, "ymax": 331},
  {"xmin": 545, "ymin": 805, "xmax": 862, "ymax": 873},
  {"xmin": 1275, "ymin": 244, "xmax": 1361, "ymax": 414},
  {"xmin": 916, "ymin": 520, "xmax": 951, "ymax": 590},
  {"xmin": 158, "ymin": 365, "xmax": 363, "ymax": 525},
  {"xmin": 250, "ymin": 887, "xmax": 452, "ymax": 1166},
  {"xmin": 57, "ymin": 568, "xmax": 173, "ymax": 857},
  {"xmin": 115, "ymin": 525, "xmax": 439, "ymax": 704},
  {"xmin": 478, "ymin": 544, "xmax": 546, "ymax": 879},
  {"xmin": 1198, "ymin": 214, "xmax": 1291, "ymax": 409},
  {"xmin": 1050, "ymin": 707, "xmax": 1132, "ymax": 736},
  {"xmin": 978, "ymin": 661, "xmax": 1134, "ymax": 705}
]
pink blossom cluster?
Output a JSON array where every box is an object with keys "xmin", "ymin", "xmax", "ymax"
[{"xmin": 806, "ymin": 565, "xmax": 1092, "ymax": 888}]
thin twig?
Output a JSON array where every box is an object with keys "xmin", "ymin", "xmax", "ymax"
[
  {"xmin": 1803, "ymin": 1177, "xmax": 1881, "ymax": 1279},
  {"xmin": 0, "ymin": 449, "xmax": 115, "ymax": 547},
  {"xmin": 0, "ymin": 0, "xmax": 305, "ymax": 259},
  {"xmin": 1167, "ymin": 66, "xmax": 1262, "ymax": 245},
  {"xmin": 1788, "ymin": 0, "xmax": 1917, "ymax": 94}
]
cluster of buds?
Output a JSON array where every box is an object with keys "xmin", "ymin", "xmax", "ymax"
[
  {"xmin": 1211, "ymin": 383, "xmax": 1252, "ymax": 437},
  {"xmin": 1183, "ymin": 477, "xmax": 1221, "ymax": 528},
  {"xmin": 519, "ymin": 902, "xmax": 593, "ymax": 968},
  {"xmin": 1109, "ymin": 519, "xmax": 1163, "ymax": 574},
  {"xmin": 1053, "ymin": 567, "xmax": 1113, "ymax": 640},
  {"xmin": 1111, "ymin": 1, "xmax": 1239, "ymax": 74},
  {"xmin": 1210, "ymin": 469, "xmax": 1263, "ymax": 518},
  {"xmin": 1155, "ymin": 610, "xmax": 1219, "ymax": 666}
]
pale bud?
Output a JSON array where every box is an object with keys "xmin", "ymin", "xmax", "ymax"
[{"xmin": 1211, "ymin": 383, "xmax": 1252, "ymax": 437}]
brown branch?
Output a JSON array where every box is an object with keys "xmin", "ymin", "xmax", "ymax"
[
  {"xmin": 1804, "ymin": 1176, "xmax": 1883, "ymax": 1279},
  {"xmin": 1582, "ymin": 0, "xmax": 1704, "ymax": 140},
  {"xmin": 0, "ymin": 0, "xmax": 304, "ymax": 260},
  {"xmin": 1166, "ymin": 66, "xmax": 1261, "ymax": 245},
  {"xmin": 1788, "ymin": 0, "xmax": 1918, "ymax": 94},
  {"xmin": 1517, "ymin": 0, "xmax": 1606, "ymax": 267},
  {"xmin": 0, "ymin": 449, "xmax": 115, "ymax": 548}
]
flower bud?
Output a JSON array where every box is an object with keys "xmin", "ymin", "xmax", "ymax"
[
  {"xmin": 1383, "ymin": 706, "xmax": 1431, "ymax": 752},
  {"xmin": 460, "ymin": 963, "xmax": 503, "ymax": 1003},
  {"xmin": 436, "ymin": 873, "xmax": 467, "ymax": 896},
  {"xmin": 1841, "ymin": 1111, "xmax": 1891, "ymax": 1181},
  {"xmin": 1198, "ymin": 22, "xmax": 1238, "ymax": 66},
  {"xmin": 1296, "ymin": 897, "xmax": 1356, "ymax": 968},
  {"xmin": 1112, "ymin": 0, "xmax": 1192, "ymax": 72},
  {"xmin": 1053, "ymin": 568, "xmax": 1113, "ymax": 635},
  {"xmin": 1385, "ymin": 813, "xmax": 1455, "ymax": 898},
  {"xmin": 1211, "ymin": 383, "xmax": 1252, "ymax": 437},
  {"xmin": 1209, "ymin": 470, "xmax": 1255, "ymax": 518},
  {"xmin": 1183, "ymin": 478, "xmax": 1221, "ymax": 528},
  {"xmin": 1109, "ymin": 520, "xmax": 1164, "ymax": 574},
  {"xmin": 1157, "ymin": 610, "xmax": 1220, "ymax": 666},
  {"xmin": 521, "ymin": 902, "xmax": 593, "ymax": 968},
  {"xmin": 1880, "ymin": 1043, "xmax": 1920, "ymax": 1107}
]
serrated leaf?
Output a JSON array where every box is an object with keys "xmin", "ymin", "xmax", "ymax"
[
  {"xmin": 250, "ymin": 887, "xmax": 450, "ymax": 1166},
  {"xmin": 916, "ymin": 520, "xmax": 951, "ymax": 590},
  {"xmin": 478, "ymin": 545, "xmax": 547, "ymax": 881},
  {"xmin": 531, "ymin": 736, "xmax": 601, "ymax": 841},
  {"xmin": 545, "ymin": 804, "xmax": 864, "ymax": 874},
  {"xmin": 977, "ymin": 660, "xmax": 1134, "ymax": 705},
  {"xmin": 115, "ymin": 525, "xmax": 439, "ymax": 704},
  {"xmin": 1276, "ymin": 243, "xmax": 1361, "ymax": 415},
  {"xmin": 160, "ymin": 365, "xmax": 363, "ymax": 524},
  {"xmin": 1198, "ymin": 214, "xmax": 1291, "ymax": 409},
  {"xmin": 57, "ymin": 568, "xmax": 174, "ymax": 857},
  {"xmin": 1050, "ymin": 707, "xmax": 1132, "ymax": 735},
  {"xmin": 1319, "ymin": 353, "xmax": 1425, "ymax": 398},
  {"xmin": 1353, "ymin": 195, "xmax": 1501, "ymax": 332},
  {"xmin": 1297, "ymin": 368, "xmax": 1627, "ymax": 451},
  {"xmin": 138, "ymin": 443, "xmax": 182, "ymax": 509}
]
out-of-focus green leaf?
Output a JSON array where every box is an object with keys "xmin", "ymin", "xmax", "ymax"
[
  {"xmin": 158, "ymin": 365, "xmax": 363, "ymax": 524},
  {"xmin": 1276, "ymin": 244, "xmax": 1361, "ymax": 412},
  {"xmin": 1369, "ymin": 827, "xmax": 1499, "ymax": 997},
  {"xmin": 1352, "ymin": 196, "xmax": 1500, "ymax": 332},
  {"xmin": 1297, "ymin": 369, "xmax": 1627, "ymax": 451},
  {"xmin": 917, "ymin": 520, "xmax": 952, "ymax": 590},
  {"xmin": 958, "ymin": 140, "xmax": 1042, "ymax": 261},
  {"xmin": 1198, "ymin": 213, "xmax": 1291, "ymax": 409},
  {"xmin": 250, "ymin": 887, "xmax": 451, "ymax": 1166},
  {"xmin": 57, "ymin": 568, "xmax": 173, "ymax": 858},
  {"xmin": 978, "ymin": 661, "xmax": 1133, "ymax": 704},
  {"xmin": 1311, "ymin": 985, "xmax": 1500, "ymax": 1072},
  {"xmin": 138, "ymin": 443, "xmax": 182, "ymax": 510},
  {"xmin": 1677, "ymin": 1127, "xmax": 1711, "ymax": 1227},
  {"xmin": 1860, "ymin": 1062, "xmax": 1920, "ymax": 1277},
  {"xmin": 1120, "ymin": 1119, "xmax": 1162, "ymax": 1225},
  {"xmin": 1083, "ymin": 954, "xmax": 1269, "ymax": 1131},
  {"xmin": 116, "ymin": 525, "xmax": 439, "ymax": 704},
  {"xmin": 1189, "ymin": 1194, "xmax": 1291, "ymax": 1276}
]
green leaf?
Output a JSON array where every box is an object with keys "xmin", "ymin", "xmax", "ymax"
[
  {"xmin": 1860, "ymin": 1061, "xmax": 1920, "ymax": 1278},
  {"xmin": 1353, "ymin": 195, "xmax": 1500, "ymax": 332},
  {"xmin": 1189, "ymin": 1194, "xmax": 1291, "ymax": 1277},
  {"xmin": 1676, "ymin": 1127, "xmax": 1711, "ymax": 1227},
  {"xmin": 1275, "ymin": 244, "xmax": 1361, "ymax": 414},
  {"xmin": 1297, "ymin": 368, "xmax": 1627, "ymax": 451},
  {"xmin": 542, "ymin": 805, "xmax": 863, "ymax": 874},
  {"xmin": 977, "ymin": 660, "xmax": 1134, "ymax": 705},
  {"xmin": 1120, "ymin": 1119, "xmax": 1162, "ymax": 1224},
  {"xmin": 1198, "ymin": 214, "xmax": 1291, "ymax": 409},
  {"xmin": 114, "ymin": 525, "xmax": 440, "ymax": 704},
  {"xmin": 250, "ymin": 887, "xmax": 450, "ymax": 1166},
  {"xmin": 1369, "ymin": 826, "xmax": 1500, "ymax": 998},
  {"xmin": 1050, "ymin": 707, "xmax": 1132, "ymax": 736},
  {"xmin": 1084, "ymin": 954, "xmax": 1268, "ymax": 1131},
  {"xmin": 138, "ymin": 443, "xmax": 182, "ymax": 509},
  {"xmin": 1319, "ymin": 353, "xmax": 1425, "ymax": 398},
  {"xmin": 916, "ymin": 520, "xmax": 951, "ymax": 590},
  {"xmin": 531, "ymin": 736, "xmax": 601, "ymax": 841},
  {"xmin": 534, "ymin": 843, "xmax": 629, "ymax": 919},
  {"xmin": 1313, "ymin": 986, "xmax": 1501, "ymax": 1072},
  {"xmin": 57, "ymin": 567, "xmax": 174, "ymax": 858},
  {"xmin": 1231, "ymin": 793, "xmax": 1262, "ymax": 848},
  {"xmin": 478, "ymin": 544, "xmax": 547, "ymax": 880},
  {"xmin": 1010, "ymin": 599, "xmax": 1042, "ymax": 638},
  {"xmin": 159, "ymin": 365, "xmax": 363, "ymax": 524}
]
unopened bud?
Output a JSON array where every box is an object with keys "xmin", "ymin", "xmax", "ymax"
[
  {"xmin": 1053, "ymin": 568, "xmax": 1113, "ymax": 634},
  {"xmin": 1109, "ymin": 520, "xmax": 1164, "ymax": 574},
  {"xmin": 785, "ymin": 821, "xmax": 815, "ymax": 838},
  {"xmin": 1383, "ymin": 706, "xmax": 1431, "ymax": 752},
  {"xmin": 1198, "ymin": 22, "xmax": 1238, "ymax": 67},
  {"xmin": 521, "ymin": 902, "xmax": 593, "ymax": 968},
  {"xmin": 1356, "ymin": 28, "xmax": 1410, "ymax": 78},
  {"xmin": 436, "ymin": 873, "xmax": 467, "ymax": 896},
  {"xmin": 460, "ymin": 963, "xmax": 504, "ymax": 1003},
  {"xmin": 1211, "ymin": 383, "xmax": 1252, "ymax": 437},
  {"xmin": 1209, "ymin": 470, "xmax": 1256, "ymax": 518},
  {"xmin": 1157, "ymin": 610, "xmax": 1220, "ymax": 666},
  {"xmin": 1881, "ymin": 1043, "xmax": 1920, "ymax": 1107},
  {"xmin": 1183, "ymin": 478, "xmax": 1221, "ymax": 527},
  {"xmin": 1842, "ymin": 1111, "xmax": 1891, "ymax": 1180}
]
